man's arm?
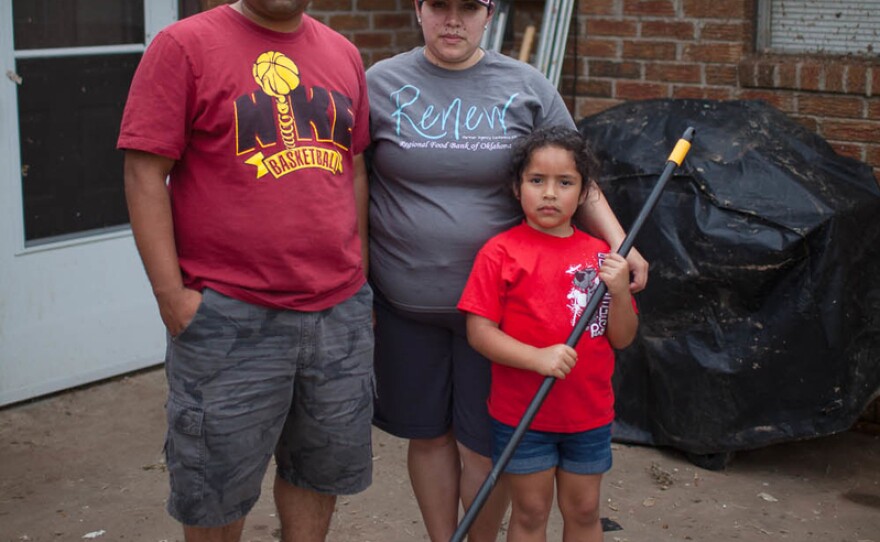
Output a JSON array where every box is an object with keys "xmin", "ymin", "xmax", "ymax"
[
  {"xmin": 124, "ymin": 150, "xmax": 201, "ymax": 336},
  {"xmin": 353, "ymin": 153, "xmax": 369, "ymax": 278},
  {"xmin": 575, "ymin": 189, "xmax": 649, "ymax": 292}
]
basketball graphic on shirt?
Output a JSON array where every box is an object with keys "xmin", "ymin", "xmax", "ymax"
[
  {"xmin": 252, "ymin": 51, "xmax": 299, "ymax": 149},
  {"xmin": 253, "ymin": 51, "xmax": 300, "ymax": 98}
]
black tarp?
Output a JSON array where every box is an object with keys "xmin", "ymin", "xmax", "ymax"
[{"xmin": 577, "ymin": 99, "xmax": 880, "ymax": 459}]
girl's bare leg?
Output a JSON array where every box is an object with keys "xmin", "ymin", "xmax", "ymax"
[{"xmin": 556, "ymin": 471, "xmax": 603, "ymax": 542}]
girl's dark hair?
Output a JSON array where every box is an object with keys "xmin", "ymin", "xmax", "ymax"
[{"xmin": 509, "ymin": 126, "xmax": 599, "ymax": 198}]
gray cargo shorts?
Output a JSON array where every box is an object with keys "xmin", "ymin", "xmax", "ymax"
[{"xmin": 163, "ymin": 284, "xmax": 374, "ymax": 527}]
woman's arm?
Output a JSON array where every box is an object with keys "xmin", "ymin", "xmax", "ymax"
[
  {"xmin": 575, "ymin": 189, "xmax": 650, "ymax": 293},
  {"xmin": 598, "ymin": 254, "xmax": 639, "ymax": 349}
]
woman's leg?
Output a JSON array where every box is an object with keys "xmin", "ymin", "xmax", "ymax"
[
  {"xmin": 372, "ymin": 297, "xmax": 459, "ymax": 540},
  {"xmin": 408, "ymin": 432, "xmax": 461, "ymax": 542},
  {"xmin": 556, "ymin": 471, "xmax": 603, "ymax": 542},
  {"xmin": 459, "ymin": 443, "xmax": 509, "ymax": 542},
  {"xmin": 504, "ymin": 469, "xmax": 556, "ymax": 542}
]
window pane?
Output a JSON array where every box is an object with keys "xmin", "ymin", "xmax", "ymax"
[
  {"xmin": 13, "ymin": 0, "xmax": 144, "ymax": 50},
  {"xmin": 769, "ymin": 0, "xmax": 878, "ymax": 55},
  {"xmin": 18, "ymin": 54, "xmax": 141, "ymax": 242}
]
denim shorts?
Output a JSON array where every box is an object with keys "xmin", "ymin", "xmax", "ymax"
[
  {"xmin": 491, "ymin": 420, "xmax": 613, "ymax": 475},
  {"xmin": 164, "ymin": 285, "xmax": 374, "ymax": 527},
  {"xmin": 371, "ymin": 289, "xmax": 493, "ymax": 457}
]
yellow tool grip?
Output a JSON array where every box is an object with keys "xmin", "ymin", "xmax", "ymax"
[{"xmin": 667, "ymin": 138, "xmax": 691, "ymax": 166}]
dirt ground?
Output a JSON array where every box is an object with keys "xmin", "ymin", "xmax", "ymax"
[{"xmin": 1, "ymin": 367, "xmax": 879, "ymax": 542}]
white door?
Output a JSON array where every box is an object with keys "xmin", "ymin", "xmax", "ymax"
[{"xmin": 0, "ymin": 0, "xmax": 180, "ymax": 406}]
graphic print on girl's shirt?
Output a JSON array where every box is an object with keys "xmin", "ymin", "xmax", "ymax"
[{"xmin": 565, "ymin": 253, "xmax": 610, "ymax": 337}]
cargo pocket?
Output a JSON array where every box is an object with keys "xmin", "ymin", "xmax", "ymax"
[{"xmin": 165, "ymin": 397, "xmax": 206, "ymax": 507}]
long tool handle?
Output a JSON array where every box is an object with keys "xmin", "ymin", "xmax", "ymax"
[{"xmin": 450, "ymin": 127, "xmax": 695, "ymax": 542}]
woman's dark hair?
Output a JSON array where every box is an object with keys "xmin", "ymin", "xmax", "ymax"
[{"xmin": 509, "ymin": 126, "xmax": 599, "ymax": 198}]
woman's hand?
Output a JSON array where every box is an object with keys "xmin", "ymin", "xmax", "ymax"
[{"xmin": 625, "ymin": 247, "xmax": 649, "ymax": 293}]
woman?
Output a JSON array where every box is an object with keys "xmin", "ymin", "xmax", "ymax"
[{"xmin": 365, "ymin": 0, "xmax": 649, "ymax": 540}]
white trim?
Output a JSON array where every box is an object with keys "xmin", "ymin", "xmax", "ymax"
[
  {"xmin": 15, "ymin": 43, "xmax": 146, "ymax": 59},
  {"xmin": 17, "ymin": 226, "xmax": 133, "ymax": 255}
]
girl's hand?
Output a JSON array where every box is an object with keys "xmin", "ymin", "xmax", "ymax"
[
  {"xmin": 534, "ymin": 344, "xmax": 577, "ymax": 379},
  {"xmin": 600, "ymin": 253, "xmax": 632, "ymax": 297}
]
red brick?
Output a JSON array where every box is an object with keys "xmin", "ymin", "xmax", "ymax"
[
  {"xmin": 800, "ymin": 63, "xmax": 822, "ymax": 92},
  {"xmin": 581, "ymin": 0, "xmax": 618, "ymax": 16},
  {"xmin": 798, "ymin": 95, "xmax": 865, "ymax": 119},
  {"xmin": 352, "ymin": 31, "xmax": 393, "ymax": 48},
  {"xmin": 872, "ymin": 68, "xmax": 880, "ymax": 97},
  {"xmin": 777, "ymin": 63, "xmax": 797, "ymax": 89},
  {"xmin": 589, "ymin": 60, "xmax": 641, "ymax": 79},
  {"xmin": 327, "ymin": 13, "xmax": 370, "ymax": 30},
  {"xmin": 645, "ymin": 62, "xmax": 702, "ymax": 83},
  {"xmin": 847, "ymin": 65, "xmax": 868, "ymax": 95},
  {"xmin": 829, "ymin": 142, "xmax": 865, "ymax": 161},
  {"xmin": 683, "ymin": 42, "xmax": 743, "ymax": 63},
  {"xmin": 587, "ymin": 19, "xmax": 638, "ymax": 37},
  {"xmin": 579, "ymin": 38, "xmax": 620, "ymax": 58},
  {"xmin": 623, "ymin": 0, "xmax": 675, "ymax": 17},
  {"xmin": 356, "ymin": 0, "xmax": 398, "ymax": 9},
  {"xmin": 822, "ymin": 119, "xmax": 880, "ymax": 144},
  {"xmin": 615, "ymin": 80, "xmax": 669, "ymax": 100},
  {"xmin": 623, "ymin": 40, "xmax": 677, "ymax": 61},
  {"xmin": 825, "ymin": 64, "xmax": 846, "ymax": 94},
  {"xmin": 641, "ymin": 21, "xmax": 695, "ymax": 40},
  {"xmin": 867, "ymin": 145, "xmax": 880, "ymax": 169},
  {"xmin": 868, "ymin": 100, "xmax": 880, "ymax": 120},
  {"xmin": 369, "ymin": 51, "xmax": 397, "ymax": 65},
  {"xmin": 313, "ymin": 0, "xmax": 354, "ymax": 9},
  {"xmin": 737, "ymin": 61, "xmax": 756, "ymax": 86},
  {"xmin": 672, "ymin": 86, "xmax": 733, "ymax": 100},
  {"xmin": 739, "ymin": 90, "xmax": 795, "ymax": 112},
  {"xmin": 755, "ymin": 61, "xmax": 775, "ymax": 87},
  {"xmin": 576, "ymin": 97, "xmax": 622, "ymax": 119},
  {"xmin": 706, "ymin": 64, "xmax": 738, "ymax": 86},
  {"xmin": 374, "ymin": 13, "xmax": 415, "ymax": 28},
  {"xmin": 577, "ymin": 79, "xmax": 614, "ymax": 98},
  {"xmin": 700, "ymin": 22, "xmax": 748, "ymax": 42},
  {"xmin": 682, "ymin": 0, "xmax": 748, "ymax": 19},
  {"xmin": 791, "ymin": 115, "xmax": 819, "ymax": 133},
  {"xmin": 392, "ymin": 30, "xmax": 421, "ymax": 49}
]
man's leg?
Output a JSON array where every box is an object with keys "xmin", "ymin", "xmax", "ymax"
[
  {"xmin": 183, "ymin": 519, "xmax": 245, "ymax": 542},
  {"xmin": 274, "ymin": 284, "xmax": 374, "ymax": 542},
  {"xmin": 274, "ymin": 476, "xmax": 336, "ymax": 542},
  {"xmin": 165, "ymin": 289, "xmax": 298, "ymax": 539}
]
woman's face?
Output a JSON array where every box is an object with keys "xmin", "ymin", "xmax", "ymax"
[{"xmin": 416, "ymin": 0, "xmax": 492, "ymax": 70}]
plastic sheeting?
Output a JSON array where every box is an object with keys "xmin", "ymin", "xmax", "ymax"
[{"xmin": 577, "ymin": 99, "xmax": 880, "ymax": 456}]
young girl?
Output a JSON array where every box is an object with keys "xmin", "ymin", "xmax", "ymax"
[{"xmin": 458, "ymin": 126, "xmax": 639, "ymax": 541}]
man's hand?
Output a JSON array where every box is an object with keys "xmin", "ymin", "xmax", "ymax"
[{"xmin": 156, "ymin": 287, "xmax": 203, "ymax": 337}]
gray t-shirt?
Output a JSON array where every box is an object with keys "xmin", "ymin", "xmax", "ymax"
[{"xmin": 366, "ymin": 48, "xmax": 575, "ymax": 312}]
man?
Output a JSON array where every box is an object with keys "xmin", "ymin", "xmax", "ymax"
[{"xmin": 117, "ymin": 1, "xmax": 372, "ymax": 541}]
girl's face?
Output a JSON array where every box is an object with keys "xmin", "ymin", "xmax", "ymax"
[
  {"xmin": 416, "ymin": 0, "xmax": 491, "ymax": 70},
  {"xmin": 515, "ymin": 146, "xmax": 588, "ymax": 238}
]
